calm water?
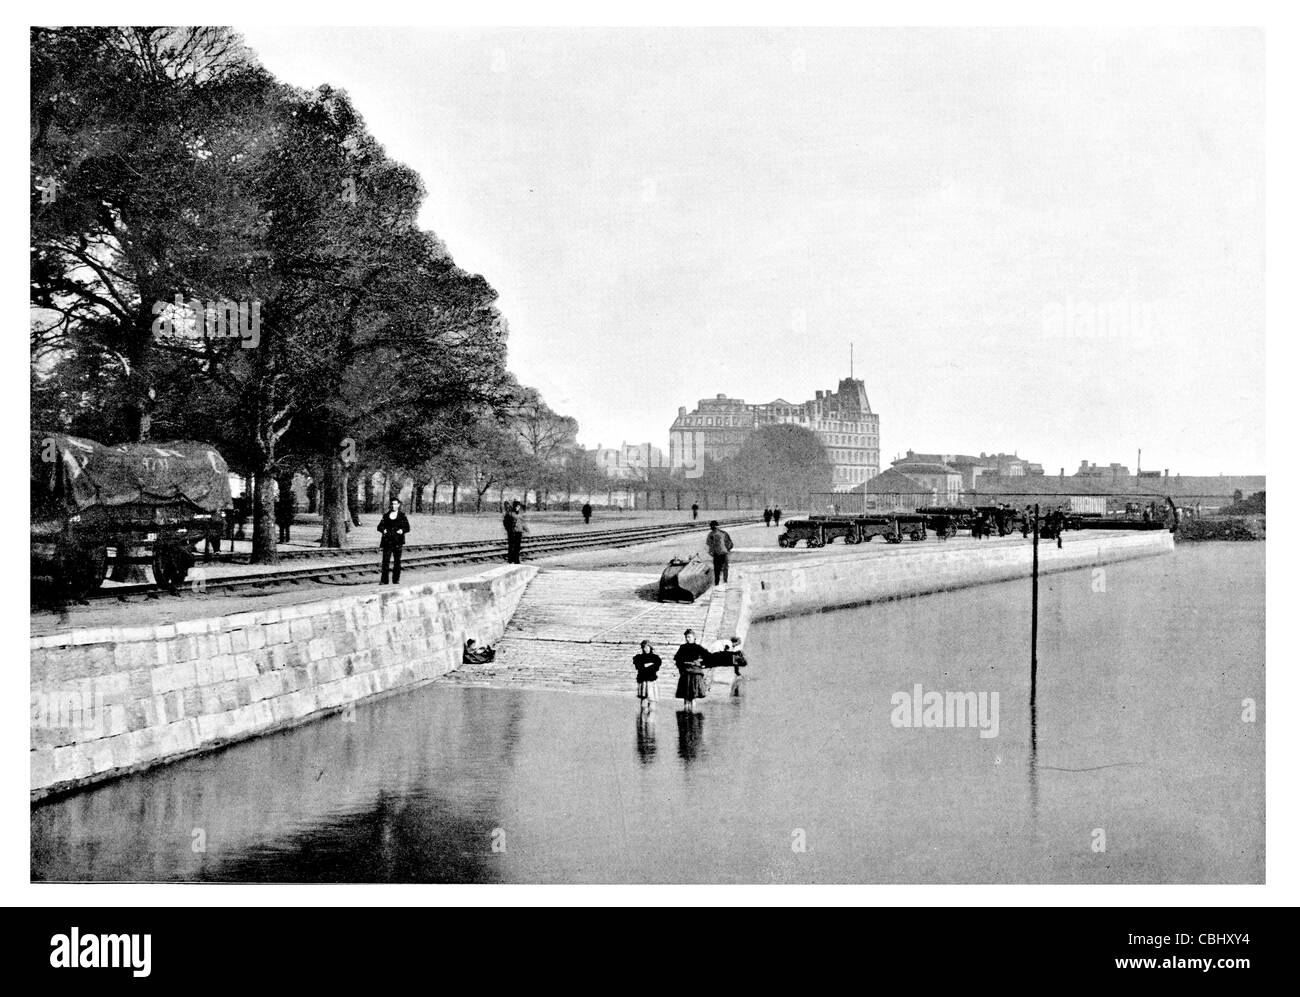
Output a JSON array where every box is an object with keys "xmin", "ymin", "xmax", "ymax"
[{"xmin": 32, "ymin": 542, "xmax": 1264, "ymax": 883}]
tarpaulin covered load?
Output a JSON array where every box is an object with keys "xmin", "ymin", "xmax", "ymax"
[
  {"xmin": 31, "ymin": 432, "xmax": 232, "ymax": 518},
  {"xmin": 659, "ymin": 553, "xmax": 713, "ymax": 602}
]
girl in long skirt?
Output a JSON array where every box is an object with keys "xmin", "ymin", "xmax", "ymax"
[
  {"xmin": 673, "ymin": 628, "xmax": 710, "ymax": 710},
  {"xmin": 633, "ymin": 640, "xmax": 662, "ymax": 711}
]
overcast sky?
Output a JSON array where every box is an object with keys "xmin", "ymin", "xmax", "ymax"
[{"xmin": 240, "ymin": 26, "xmax": 1264, "ymax": 476}]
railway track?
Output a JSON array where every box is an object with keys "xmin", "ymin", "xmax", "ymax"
[{"xmin": 80, "ymin": 516, "xmax": 753, "ymax": 601}]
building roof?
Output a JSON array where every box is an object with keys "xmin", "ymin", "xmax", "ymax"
[
  {"xmin": 848, "ymin": 466, "xmax": 929, "ymax": 494},
  {"xmin": 892, "ymin": 460, "xmax": 960, "ymax": 475}
]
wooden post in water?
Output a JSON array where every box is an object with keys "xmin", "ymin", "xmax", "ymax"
[{"xmin": 1030, "ymin": 502, "xmax": 1039, "ymax": 748}]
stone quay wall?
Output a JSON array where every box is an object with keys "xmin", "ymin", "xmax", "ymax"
[
  {"xmin": 30, "ymin": 565, "xmax": 537, "ymax": 799},
  {"xmin": 740, "ymin": 532, "xmax": 1175, "ymax": 621}
]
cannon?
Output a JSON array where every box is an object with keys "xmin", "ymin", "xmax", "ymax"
[{"xmin": 31, "ymin": 432, "xmax": 233, "ymax": 599}]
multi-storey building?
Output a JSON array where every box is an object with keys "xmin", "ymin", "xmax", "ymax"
[
  {"xmin": 668, "ymin": 377, "xmax": 880, "ymax": 489},
  {"xmin": 667, "ymin": 395, "xmax": 755, "ymax": 477},
  {"xmin": 591, "ymin": 442, "xmax": 667, "ymax": 480}
]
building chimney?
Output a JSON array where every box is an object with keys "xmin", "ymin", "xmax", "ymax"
[
  {"xmin": 1164, "ymin": 469, "xmax": 1169, "ymax": 479},
  {"xmin": 815, "ymin": 390, "xmax": 823, "ymax": 400},
  {"xmin": 1059, "ymin": 467, "xmax": 1065, "ymax": 481}
]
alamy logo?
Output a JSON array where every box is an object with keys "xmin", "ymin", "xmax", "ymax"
[
  {"xmin": 49, "ymin": 928, "xmax": 151, "ymax": 977},
  {"xmin": 151, "ymin": 295, "xmax": 261, "ymax": 348},
  {"xmin": 890, "ymin": 684, "xmax": 1000, "ymax": 738}
]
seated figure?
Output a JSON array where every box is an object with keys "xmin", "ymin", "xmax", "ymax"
[{"xmin": 462, "ymin": 638, "xmax": 496, "ymax": 665}]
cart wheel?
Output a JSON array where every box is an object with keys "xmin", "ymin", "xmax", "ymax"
[
  {"xmin": 152, "ymin": 545, "xmax": 192, "ymax": 588},
  {"xmin": 56, "ymin": 544, "xmax": 108, "ymax": 600}
]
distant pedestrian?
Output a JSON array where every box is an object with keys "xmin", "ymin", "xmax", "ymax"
[
  {"xmin": 503, "ymin": 500, "xmax": 526, "ymax": 564},
  {"xmin": 773, "ymin": 507, "xmax": 782, "ymax": 526},
  {"xmin": 691, "ymin": 502, "xmax": 699, "ymax": 521},
  {"xmin": 633, "ymin": 640, "xmax": 662, "ymax": 711},
  {"xmin": 377, "ymin": 498, "xmax": 410, "ymax": 584},
  {"xmin": 275, "ymin": 488, "xmax": 295, "ymax": 544},
  {"xmin": 706, "ymin": 520, "xmax": 734, "ymax": 584},
  {"xmin": 763, "ymin": 507, "xmax": 773, "ymax": 527},
  {"xmin": 1021, "ymin": 506, "xmax": 1032, "ymax": 539},
  {"xmin": 1053, "ymin": 506, "xmax": 1066, "ymax": 549},
  {"xmin": 582, "ymin": 501, "xmax": 593, "ymax": 525},
  {"xmin": 674, "ymin": 629, "xmax": 710, "ymax": 710}
]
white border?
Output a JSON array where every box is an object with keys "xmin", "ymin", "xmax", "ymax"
[{"xmin": 4, "ymin": 1, "xmax": 1293, "ymax": 908}]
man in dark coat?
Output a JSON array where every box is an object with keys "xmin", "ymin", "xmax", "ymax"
[
  {"xmin": 691, "ymin": 502, "xmax": 699, "ymax": 521},
  {"xmin": 763, "ymin": 507, "xmax": 772, "ymax": 527},
  {"xmin": 377, "ymin": 498, "xmax": 410, "ymax": 583},
  {"xmin": 581, "ymin": 501, "xmax": 593, "ymax": 525},
  {"xmin": 503, "ymin": 501, "xmax": 525, "ymax": 564},
  {"xmin": 275, "ymin": 489, "xmax": 295, "ymax": 544},
  {"xmin": 773, "ymin": 507, "xmax": 782, "ymax": 526},
  {"xmin": 705, "ymin": 520, "xmax": 734, "ymax": 584}
]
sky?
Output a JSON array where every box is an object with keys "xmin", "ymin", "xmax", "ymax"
[{"xmin": 239, "ymin": 26, "xmax": 1264, "ymax": 476}]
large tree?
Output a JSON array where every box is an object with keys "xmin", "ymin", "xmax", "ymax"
[
  {"xmin": 507, "ymin": 386, "xmax": 579, "ymax": 508},
  {"xmin": 31, "ymin": 26, "xmax": 273, "ymax": 442},
  {"xmin": 728, "ymin": 424, "xmax": 833, "ymax": 507}
]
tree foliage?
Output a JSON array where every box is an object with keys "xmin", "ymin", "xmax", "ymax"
[
  {"xmin": 30, "ymin": 26, "xmax": 574, "ymax": 560},
  {"xmin": 727, "ymin": 424, "xmax": 833, "ymax": 505}
]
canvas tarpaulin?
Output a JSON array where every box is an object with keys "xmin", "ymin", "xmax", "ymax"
[{"xmin": 31, "ymin": 433, "xmax": 232, "ymax": 516}]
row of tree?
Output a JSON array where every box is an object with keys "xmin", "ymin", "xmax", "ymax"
[
  {"xmin": 30, "ymin": 27, "xmax": 598, "ymax": 562},
  {"xmin": 31, "ymin": 28, "xmax": 837, "ymax": 562}
]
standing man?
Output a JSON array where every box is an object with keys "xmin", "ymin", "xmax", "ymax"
[
  {"xmin": 275, "ymin": 487, "xmax": 295, "ymax": 544},
  {"xmin": 377, "ymin": 498, "xmax": 410, "ymax": 584},
  {"xmin": 706, "ymin": 519, "xmax": 734, "ymax": 585},
  {"xmin": 503, "ymin": 500, "xmax": 526, "ymax": 564},
  {"xmin": 691, "ymin": 501, "xmax": 699, "ymax": 521},
  {"xmin": 763, "ymin": 506, "xmax": 772, "ymax": 528},
  {"xmin": 773, "ymin": 506, "xmax": 782, "ymax": 527},
  {"xmin": 1021, "ymin": 505, "xmax": 1033, "ymax": 539},
  {"xmin": 581, "ymin": 501, "xmax": 593, "ymax": 525}
]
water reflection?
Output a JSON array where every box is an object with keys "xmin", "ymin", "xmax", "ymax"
[
  {"xmin": 675, "ymin": 709, "xmax": 705, "ymax": 762},
  {"xmin": 635, "ymin": 710, "xmax": 657, "ymax": 763},
  {"xmin": 32, "ymin": 544, "xmax": 1264, "ymax": 883}
]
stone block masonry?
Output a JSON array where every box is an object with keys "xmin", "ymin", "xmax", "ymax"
[
  {"xmin": 740, "ymin": 531, "xmax": 1174, "ymax": 620},
  {"xmin": 30, "ymin": 565, "xmax": 537, "ymax": 799}
]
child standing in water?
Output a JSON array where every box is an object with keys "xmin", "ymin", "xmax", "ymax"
[
  {"xmin": 633, "ymin": 640, "xmax": 662, "ymax": 711},
  {"xmin": 673, "ymin": 628, "xmax": 710, "ymax": 710}
]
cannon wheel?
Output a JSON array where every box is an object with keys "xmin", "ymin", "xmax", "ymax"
[
  {"xmin": 778, "ymin": 534, "xmax": 793, "ymax": 548},
  {"xmin": 910, "ymin": 530, "xmax": 923, "ymax": 541},
  {"xmin": 807, "ymin": 535, "xmax": 825, "ymax": 548}
]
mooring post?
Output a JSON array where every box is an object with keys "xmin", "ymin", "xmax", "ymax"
[{"xmin": 1030, "ymin": 501, "xmax": 1039, "ymax": 749}]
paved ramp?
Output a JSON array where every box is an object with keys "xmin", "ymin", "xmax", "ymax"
[{"xmin": 443, "ymin": 569, "xmax": 739, "ymax": 697}]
